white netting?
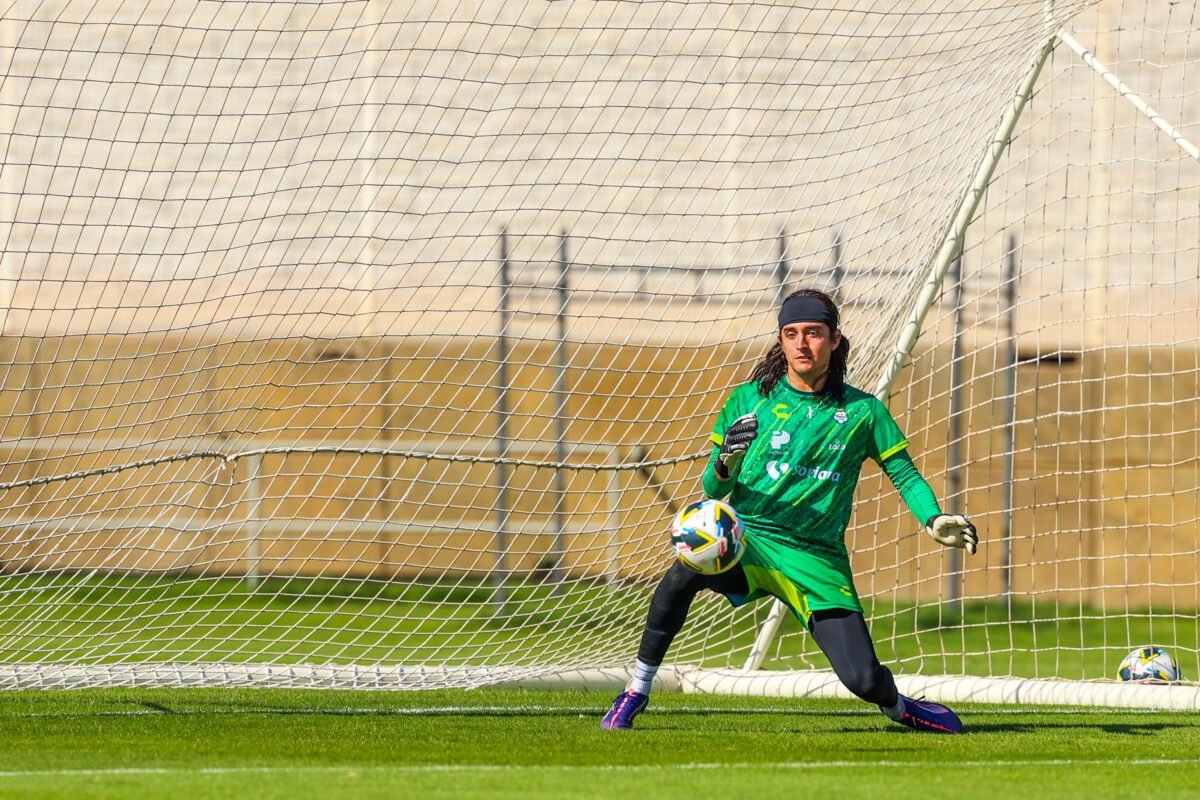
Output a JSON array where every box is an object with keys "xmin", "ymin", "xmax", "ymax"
[
  {"xmin": 2, "ymin": 0, "xmax": 1196, "ymax": 692},
  {"xmin": 769, "ymin": 2, "xmax": 1200, "ymax": 683}
]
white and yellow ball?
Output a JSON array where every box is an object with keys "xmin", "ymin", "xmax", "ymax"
[
  {"xmin": 670, "ymin": 499, "xmax": 745, "ymax": 575},
  {"xmin": 1117, "ymin": 646, "xmax": 1181, "ymax": 683}
]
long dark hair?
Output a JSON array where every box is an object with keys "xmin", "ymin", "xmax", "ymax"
[{"xmin": 750, "ymin": 288, "xmax": 850, "ymax": 402}]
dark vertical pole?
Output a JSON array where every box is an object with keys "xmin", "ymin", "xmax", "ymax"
[
  {"xmin": 1001, "ymin": 233, "xmax": 1018, "ymax": 609},
  {"xmin": 551, "ymin": 230, "xmax": 570, "ymax": 586},
  {"xmin": 946, "ymin": 250, "xmax": 965, "ymax": 617},
  {"xmin": 375, "ymin": 339, "xmax": 396, "ymax": 580},
  {"xmin": 776, "ymin": 230, "xmax": 790, "ymax": 307},
  {"xmin": 831, "ymin": 230, "xmax": 845, "ymax": 303},
  {"xmin": 494, "ymin": 229, "xmax": 512, "ymax": 606}
]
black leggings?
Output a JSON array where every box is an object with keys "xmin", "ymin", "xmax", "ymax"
[{"xmin": 637, "ymin": 561, "xmax": 899, "ymax": 707}]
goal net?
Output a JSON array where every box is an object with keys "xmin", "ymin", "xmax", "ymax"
[{"xmin": 2, "ymin": 0, "xmax": 1198, "ymax": 703}]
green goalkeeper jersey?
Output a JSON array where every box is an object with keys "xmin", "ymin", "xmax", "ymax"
[{"xmin": 703, "ymin": 378, "xmax": 939, "ymax": 562}]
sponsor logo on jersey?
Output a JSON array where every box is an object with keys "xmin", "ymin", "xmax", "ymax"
[
  {"xmin": 770, "ymin": 430, "xmax": 790, "ymax": 450},
  {"xmin": 765, "ymin": 461, "xmax": 840, "ymax": 482},
  {"xmin": 772, "ymin": 403, "xmax": 790, "ymax": 420},
  {"xmin": 794, "ymin": 465, "xmax": 842, "ymax": 482},
  {"xmin": 766, "ymin": 460, "xmax": 790, "ymax": 479}
]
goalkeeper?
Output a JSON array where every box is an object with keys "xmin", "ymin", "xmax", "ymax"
[{"xmin": 601, "ymin": 288, "xmax": 977, "ymax": 734}]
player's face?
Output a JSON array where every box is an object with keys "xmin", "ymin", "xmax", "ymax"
[{"xmin": 779, "ymin": 322, "xmax": 842, "ymax": 389}]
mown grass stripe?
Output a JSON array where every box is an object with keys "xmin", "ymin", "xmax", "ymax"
[
  {"xmin": 11, "ymin": 704, "xmax": 1200, "ymax": 719},
  {"xmin": 0, "ymin": 759, "xmax": 1195, "ymax": 779}
]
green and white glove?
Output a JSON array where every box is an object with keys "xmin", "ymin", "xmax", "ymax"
[
  {"xmin": 714, "ymin": 413, "xmax": 758, "ymax": 480},
  {"xmin": 925, "ymin": 514, "xmax": 978, "ymax": 555}
]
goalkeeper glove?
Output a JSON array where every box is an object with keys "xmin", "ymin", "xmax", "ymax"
[
  {"xmin": 714, "ymin": 413, "xmax": 758, "ymax": 480},
  {"xmin": 925, "ymin": 514, "xmax": 978, "ymax": 555}
]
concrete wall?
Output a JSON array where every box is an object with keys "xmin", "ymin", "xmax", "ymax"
[{"xmin": 0, "ymin": 334, "xmax": 1197, "ymax": 610}]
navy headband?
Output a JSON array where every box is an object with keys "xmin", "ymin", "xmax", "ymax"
[{"xmin": 778, "ymin": 294, "xmax": 838, "ymax": 331}]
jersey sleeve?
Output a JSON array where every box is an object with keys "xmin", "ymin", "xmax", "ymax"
[
  {"xmin": 869, "ymin": 398, "xmax": 940, "ymax": 524},
  {"xmin": 880, "ymin": 449, "xmax": 943, "ymax": 526},
  {"xmin": 868, "ymin": 396, "xmax": 910, "ymax": 464}
]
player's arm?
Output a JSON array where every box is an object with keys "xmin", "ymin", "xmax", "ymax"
[
  {"xmin": 880, "ymin": 451, "xmax": 977, "ymax": 555},
  {"xmin": 702, "ymin": 412, "xmax": 757, "ymax": 498},
  {"xmin": 871, "ymin": 396, "xmax": 977, "ymax": 554}
]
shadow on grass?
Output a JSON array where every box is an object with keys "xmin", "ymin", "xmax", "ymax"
[
  {"xmin": 136, "ymin": 700, "xmax": 179, "ymax": 715},
  {"xmin": 217, "ymin": 706, "xmax": 1192, "ymax": 733},
  {"xmin": 903, "ymin": 721, "xmax": 1200, "ymax": 735}
]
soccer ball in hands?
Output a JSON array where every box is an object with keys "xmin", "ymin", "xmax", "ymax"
[
  {"xmin": 1117, "ymin": 646, "xmax": 1182, "ymax": 683},
  {"xmin": 670, "ymin": 499, "xmax": 745, "ymax": 575}
]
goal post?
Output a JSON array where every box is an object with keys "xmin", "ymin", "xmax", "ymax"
[{"xmin": 2, "ymin": 0, "xmax": 1199, "ymax": 707}]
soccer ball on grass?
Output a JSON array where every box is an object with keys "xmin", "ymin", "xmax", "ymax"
[
  {"xmin": 1117, "ymin": 646, "xmax": 1182, "ymax": 683},
  {"xmin": 670, "ymin": 498, "xmax": 744, "ymax": 575}
]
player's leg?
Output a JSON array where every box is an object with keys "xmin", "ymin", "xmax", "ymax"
[
  {"xmin": 636, "ymin": 561, "xmax": 751, "ymax": 680},
  {"xmin": 809, "ymin": 608, "xmax": 963, "ymax": 734},
  {"xmin": 809, "ymin": 608, "xmax": 900, "ymax": 705},
  {"xmin": 601, "ymin": 561, "xmax": 749, "ymax": 730}
]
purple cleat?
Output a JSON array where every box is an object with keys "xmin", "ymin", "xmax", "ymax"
[
  {"xmin": 891, "ymin": 696, "xmax": 964, "ymax": 734},
  {"xmin": 600, "ymin": 690, "xmax": 649, "ymax": 730}
]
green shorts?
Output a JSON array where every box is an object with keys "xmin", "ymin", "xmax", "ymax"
[{"xmin": 723, "ymin": 530, "xmax": 863, "ymax": 629}]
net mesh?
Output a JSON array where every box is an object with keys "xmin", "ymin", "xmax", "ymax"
[{"xmin": 2, "ymin": 0, "xmax": 1196, "ymax": 689}]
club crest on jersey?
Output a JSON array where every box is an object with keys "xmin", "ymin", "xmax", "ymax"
[
  {"xmin": 770, "ymin": 430, "xmax": 790, "ymax": 450},
  {"xmin": 834, "ymin": 409, "xmax": 849, "ymax": 424}
]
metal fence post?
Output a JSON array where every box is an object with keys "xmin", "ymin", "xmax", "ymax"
[
  {"xmin": 244, "ymin": 453, "xmax": 263, "ymax": 590},
  {"xmin": 946, "ymin": 252, "xmax": 965, "ymax": 616},
  {"xmin": 1000, "ymin": 233, "xmax": 1019, "ymax": 607},
  {"xmin": 494, "ymin": 230, "xmax": 512, "ymax": 607},
  {"xmin": 550, "ymin": 231, "xmax": 570, "ymax": 585}
]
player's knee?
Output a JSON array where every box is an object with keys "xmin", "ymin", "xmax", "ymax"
[
  {"xmin": 645, "ymin": 562, "xmax": 710, "ymax": 636},
  {"xmin": 836, "ymin": 662, "xmax": 887, "ymax": 701},
  {"xmin": 658, "ymin": 560, "xmax": 709, "ymax": 600}
]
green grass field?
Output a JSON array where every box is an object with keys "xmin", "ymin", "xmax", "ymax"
[
  {"xmin": 1, "ymin": 573, "xmax": 1196, "ymax": 681},
  {"xmin": 3, "ymin": 574, "xmax": 1198, "ymax": 797},
  {"xmin": 0, "ymin": 688, "xmax": 1197, "ymax": 799}
]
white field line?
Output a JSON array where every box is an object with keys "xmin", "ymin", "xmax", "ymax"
[
  {"xmin": 12, "ymin": 705, "xmax": 1200, "ymax": 719},
  {"xmin": 0, "ymin": 760, "xmax": 1196, "ymax": 779}
]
